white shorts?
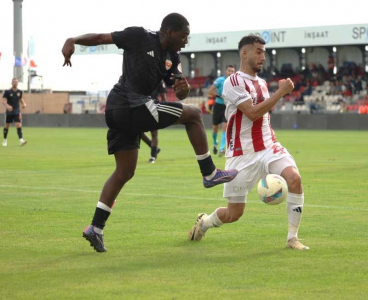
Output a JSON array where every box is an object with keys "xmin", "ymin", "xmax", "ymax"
[{"xmin": 223, "ymin": 143, "xmax": 298, "ymax": 203}]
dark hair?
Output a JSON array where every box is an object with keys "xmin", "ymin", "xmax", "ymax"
[
  {"xmin": 160, "ymin": 13, "xmax": 189, "ymax": 32},
  {"xmin": 226, "ymin": 64, "xmax": 235, "ymax": 69},
  {"xmin": 238, "ymin": 35, "xmax": 266, "ymax": 52}
]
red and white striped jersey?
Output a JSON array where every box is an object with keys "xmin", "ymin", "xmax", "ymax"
[{"xmin": 222, "ymin": 71, "xmax": 277, "ymax": 157}]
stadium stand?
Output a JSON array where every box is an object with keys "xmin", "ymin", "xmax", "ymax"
[{"xmin": 169, "ymin": 63, "xmax": 368, "ymax": 115}]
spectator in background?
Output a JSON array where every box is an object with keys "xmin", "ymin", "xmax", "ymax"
[
  {"xmin": 328, "ymin": 55, "xmax": 334, "ymax": 78},
  {"xmin": 343, "ymin": 84, "xmax": 352, "ymax": 97},
  {"xmin": 204, "ymin": 75, "xmax": 215, "ymax": 88},
  {"xmin": 336, "ymin": 91, "xmax": 348, "ymax": 104},
  {"xmin": 353, "ymin": 78, "xmax": 363, "ymax": 94},
  {"xmin": 358, "ymin": 100, "xmax": 368, "ymax": 114},
  {"xmin": 301, "ymin": 65, "xmax": 311, "ymax": 79},
  {"xmin": 331, "ymin": 80, "xmax": 342, "ymax": 95},
  {"xmin": 197, "ymin": 87, "xmax": 204, "ymax": 97},
  {"xmin": 302, "ymin": 80, "xmax": 312, "ymax": 97},
  {"xmin": 280, "ymin": 63, "xmax": 295, "ymax": 78}
]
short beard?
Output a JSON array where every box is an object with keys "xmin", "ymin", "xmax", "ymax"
[{"xmin": 253, "ymin": 66, "xmax": 262, "ymax": 73}]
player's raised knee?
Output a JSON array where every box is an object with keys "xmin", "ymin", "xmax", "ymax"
[
  {"xmin": 187, "ymin": 105, "xmax": 202, "ymax": 118},
  {"xmin": 287, "ymin": 173, "xmax": 302, "ymax": 190},
  {"xmin": 179, "ymin": 105, "xmax": 202, "ymax": 123}
]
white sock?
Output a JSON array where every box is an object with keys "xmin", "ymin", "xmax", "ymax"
[
  {"xmin": 204, "ymin": 169, "xmax": 217, "ymax": 180},
  {"xmin": 97, "ymin": 201, "xmax": 112, "ymax": 213},
  {"xmin": 195, "ymin": 151, "xmax": 210, "ymax": 160},
  {"xmin": 93, "ymin": 226, "xmax": 103, "ymax": 234},
  {"xmin": 287, "ymin": 193, "xmax": 304, "ymax": 241},
  {"xmin": 19, "ymin": 138, "xmax": 24, "ymax": 143},
  {"xmin": 202, "ymin": 209, "xmax": 223, "ymax": 229}
]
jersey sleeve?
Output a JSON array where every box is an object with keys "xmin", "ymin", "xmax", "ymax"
[
  {"xmin": 213, "ymin": 77, "xmax": 221, "ymax": 89},
  {"xmin": 222, "ymin": 76, "xmax": 251, "ymax": 106},
  {"xmin": 2, "ymin": 90, "xmax": 8, "ymax": 99},
  {"xmin": 111, "ymin": 27, "xmax": 146, "ymax": 50},
  {"xmin": 163, "ymin": 52, "xmax": 182, "ymax": 87}
]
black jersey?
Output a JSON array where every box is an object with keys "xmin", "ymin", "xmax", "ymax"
[
  {"xmin": 151, "ymin": 81, "xmax": 166, "ymax": 100},
  {"xmin": 107, "ymin": 27, "xmax": 182, "ymax": 110},
  {"xmin": 2, "ymin": 89, "xmax": 23, "ymax": 115}
]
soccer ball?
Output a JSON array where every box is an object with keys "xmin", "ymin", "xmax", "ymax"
[{"xmin": 257, "ymin": 174, "xmax": 288, "ymax": 205}]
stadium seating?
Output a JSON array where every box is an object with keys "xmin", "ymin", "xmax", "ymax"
[{"xmin": 166, "ymin": 62, "xmax": 368, "ymax": 115}]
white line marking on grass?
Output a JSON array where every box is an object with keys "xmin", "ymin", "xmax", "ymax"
[{"xmin": 0, "ymin": 184, "xmax": 366, "ymax": 211}]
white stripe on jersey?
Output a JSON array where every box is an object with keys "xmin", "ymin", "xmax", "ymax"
[{"xmin": 222, "ymin": 71, "xmax": 277, "ymax": 157}]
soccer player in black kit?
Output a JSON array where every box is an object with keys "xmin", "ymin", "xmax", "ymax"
[
  {"xmin": 2, "ymin": 78, "xmax": 27, "ymax": 147},
  {"xmin": 62, "ymin": 13, "xmax": 238, "ymax": 252}
]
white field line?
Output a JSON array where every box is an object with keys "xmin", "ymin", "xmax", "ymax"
[{"xmin": 0, "ymin": 185, "xmax": 366, "ymax": 211}]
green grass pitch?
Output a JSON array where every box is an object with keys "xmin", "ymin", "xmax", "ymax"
[{"xmin": 0, "ymin": 127, "xmax": 367, "ymax": 299}]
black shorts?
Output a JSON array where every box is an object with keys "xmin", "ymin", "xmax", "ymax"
[
  {"xmin": 105, "ymin": 100, "xmax": 183, "ymax": 154},
  {"xmin": 212, "ymin": 103, "xmax": 227, "ymax": 125},
  {"xmin": 5, "ymin": 114, "xmax": 22, "ymax": 123}
]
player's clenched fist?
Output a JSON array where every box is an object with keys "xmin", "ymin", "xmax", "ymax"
[
  {"xmin": 62, "ymin": 38, "xmax": 75, "ymax": 67},
  {"xmin": 278, "ymin": 78, "xmax": 294, "ymax": 96}
]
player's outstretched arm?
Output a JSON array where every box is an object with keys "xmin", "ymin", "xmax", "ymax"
[
  {"xmin": 62, "ymin": 33, "xmax": 113, "ymax": 67},
  {"xmin": 238, "ymin": 79, "xmax": 294, "ymax": 121}
]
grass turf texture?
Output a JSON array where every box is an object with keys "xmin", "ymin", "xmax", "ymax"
[{"xmin": 0, "ymin": 128, "xmax": 367, "ymax": 299}]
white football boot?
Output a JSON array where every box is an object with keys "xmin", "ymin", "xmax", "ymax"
[
  {"xmin": 287, "ymin": 237, "xmax": 309, "ymax": 250},
  {"xmin": 188, "ymin": 213, "xmax": 208, "ymax": 241}
]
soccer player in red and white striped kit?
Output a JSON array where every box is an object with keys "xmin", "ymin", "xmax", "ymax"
[{"xmin": 189, "ymin": 35, "xmax": 309, "ymax": 250}]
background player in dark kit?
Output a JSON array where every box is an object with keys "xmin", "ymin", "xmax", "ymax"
[{"xmin": 2, "ymin": 78, "xmax": 28, "ymax": 147}]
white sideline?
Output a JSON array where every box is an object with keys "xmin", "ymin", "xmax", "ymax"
[{"xmin": 0, "ymin": 184, "xmax": 366, "ymax": 211}]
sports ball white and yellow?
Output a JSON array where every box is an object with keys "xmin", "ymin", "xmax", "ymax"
[{"xmin": 257, "ymin": 174, "xmax": 288, "ymax": 205}]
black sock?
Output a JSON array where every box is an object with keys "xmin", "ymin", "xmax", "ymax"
[
  {"xmin": 197, "ymin": 156, "xmax": 216, "ymax": 177},
  {"xmin": 91, "ymin": 207, "xmax": 111, "ymax": 230},
  {"xmin": 151, "ymin": 146, "xmax": 157, "ymax": 158},
  {"xmin": 3, "ymin": 128, "xmax": 8, "ymax": 139},
  {"xmin": 17, "ymin": 128, "xmax": 22, "ymax": 139}
]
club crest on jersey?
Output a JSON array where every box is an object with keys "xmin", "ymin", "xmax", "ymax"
[
  {"xmin": 17, "ymin": 93, "xmax": 20, "ymax": 97},
  {"xmin": 165, "ymin": 59, "xmax": 172, "ymax": 70}
]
